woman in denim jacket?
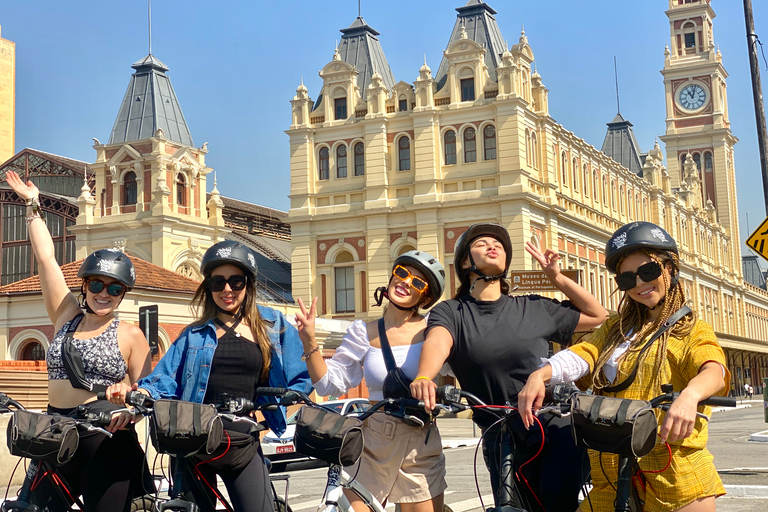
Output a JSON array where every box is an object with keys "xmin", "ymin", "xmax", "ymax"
[{"xmin": 111, "ymin": 241, "xmax": 311, "ymax": 512}]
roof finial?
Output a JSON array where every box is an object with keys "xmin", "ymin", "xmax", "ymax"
[
  {"xmin": 358, "ymin": 0, "xmax": 361, "ymax": 17},
  {"xmin": 148, "ymin": 0, "xmax": 152, "ymax": 55},
  {"xmin": 300, "ymin": 75, "xmax": 304, "ymax": 86},
  {"xmin": 521, "ymin": 23, "xmax": 525, "ymax": 36},
  {"xmin": 614, "ymin": 55, "xmax": 621, "ymax": 115}
]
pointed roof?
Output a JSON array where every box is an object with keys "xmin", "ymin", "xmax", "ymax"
[
  {"xmin": 108, "ymin": 54, "xmax": 194, "ymax": 147},
  {"xmin": 434, "ymin": 0, "xmax": 507, "ymax": 91},
  {"xmin": 601, "ymin": 113, "xmax": 644, "ymax": 176},
  {"xmin": 336, "ymin": 16, "xmax": 396, "ymax": 101}
]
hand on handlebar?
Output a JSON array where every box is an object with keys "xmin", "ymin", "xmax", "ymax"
[
  {"xmin": 106, "ymin": 382, "xmax": 138, "ymax": 405},
  {"xmin": 659, "ymin": 389, "xmax": 699, "ymax": 444},
  {"xmin": 409, "ymin": 377, "xmax": 437, "ymax": 412},
  {"xmin": 107, "ymin": 410, "xmax": 134, "ymax": 433},
  {"xmin": 518, "ymin": 369, "xmax": 549, "ymax": 429}
]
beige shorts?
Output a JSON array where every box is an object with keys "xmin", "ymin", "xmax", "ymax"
[{"xmin": 344, "ymin": 414, "xmax": 447, "ymax": 504}]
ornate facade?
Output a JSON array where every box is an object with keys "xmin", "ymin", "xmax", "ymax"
[{"xmin": 287, "ymin": 0, "xmax": 768, "ymax": 395}]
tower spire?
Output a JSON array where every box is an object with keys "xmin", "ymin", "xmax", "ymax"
[
  {"xmin": 148, "ymin": 0, "xmax": 152, "ymax": 55},
  {"xmin": 614, "ymin": 56, "xmax": 620, "ymax": 114}
]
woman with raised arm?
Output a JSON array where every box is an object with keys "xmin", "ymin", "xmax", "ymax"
[
  {"xmin": 111, "ymin": 240, "xmax": 312, "ymax": 512},
  {"xmin": 5, "ymin": 171, "xmax": 153, "ymax": 512},
  {"xmin": 410, "ymin": 223, "xmax": 608, "ymax": 512},
  {"xmin": 518, "ymin": 222, "xmax": 729, "ymax": 512},
  {"xmin": 295, "ymin": 250, "xmax": 447, "ymax": 512}
]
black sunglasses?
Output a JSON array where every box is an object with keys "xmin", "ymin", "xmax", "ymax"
[
  {"xmin": 208, "ymin": 275, "xmax": 247, "ymax": 292},
  {"xmin": 87, "ymin": 279, "xmax": 126, "ymax": 297},
  {"xmin": 614, "ymin": 261, "xmax": 663, "ymax": 291}
]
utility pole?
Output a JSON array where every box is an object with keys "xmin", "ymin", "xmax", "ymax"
[{"xmin": 744, "ymin": 0, "xmax": 768, "ymax": 215}]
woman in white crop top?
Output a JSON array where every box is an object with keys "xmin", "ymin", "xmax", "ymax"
[{"xmin": 295, "ymin": 250, "xmax": 447, "ymax": 512}]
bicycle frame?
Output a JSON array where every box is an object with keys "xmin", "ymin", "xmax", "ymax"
[{"xmin": 318, "ymin": 464, "xmax": 386, "ymax": 512}]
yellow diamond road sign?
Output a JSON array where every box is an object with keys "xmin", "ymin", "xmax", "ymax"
[{"xmin": 746, "ymin": 216, "xmax": 768, "ymax": 263}]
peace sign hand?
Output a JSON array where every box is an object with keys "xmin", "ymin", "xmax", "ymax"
[
  {"xmin": 524, "ymin": 241, "xmax": 561, "ymax": 281},
  {"xmin": 5, "ymin": 171, "xmax": 39, "ymax": 202},
  {"xmin": 295, "ymin": 297, "xmax": 317, "ymax": 346}
]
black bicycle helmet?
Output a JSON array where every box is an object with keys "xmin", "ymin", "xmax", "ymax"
[
  {"xmin": 394, "ymin": 250, "xmax": 446, "ymax": 309},
  {"xmin": 453, "ymin": 223, "xmax": 512, "ymax": 282},
  {"xmin": 78, "ymin": 250, "xmax": 136, "ymax": 289},
  {"xmin": 604, "ymin": 222, "xmax": 678, "ymax": 274},
  {"xmin": 200, "ymin": 240, "xmax": 258, "ymax": 279}
]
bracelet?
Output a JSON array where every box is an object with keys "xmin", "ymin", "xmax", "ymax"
[
  {"xmin": 301, "ymin": 346, "xmax": 320, "ymax": 361},
  {"xmin": 26, "ymin": 212, "xmax": 43, "ymax": 223},
  {"xmin": 413, "ymin": 376, "xmax": 432, "ymax": 383},
  {"xmin": 25, "ymin": 196, "xmax": 41, "ymax": 213}
]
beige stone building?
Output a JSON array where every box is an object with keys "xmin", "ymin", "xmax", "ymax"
[
  {"xmin": 0, "ymin": 26, "xmax": 15, "ymax": 163},
  {"xmin": 287, "ymin": 0, "xmax": 768, "ymax": 395}
]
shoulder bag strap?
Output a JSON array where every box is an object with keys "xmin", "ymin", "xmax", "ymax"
[
  {"xmin": 377, "ymin": 318, "xmax": 398, "ymax": 372},
  {"xmin": 61, "ymin": 314, "xmax": 108, "ymax": 395},
  {"xmin": 602, "ymin": 305, "xmax": 692, "ymax": 394}
]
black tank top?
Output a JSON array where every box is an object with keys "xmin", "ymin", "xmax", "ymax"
[{"xmin": 204, "ymin": 318, "xmax": 267, "ymax": 404}]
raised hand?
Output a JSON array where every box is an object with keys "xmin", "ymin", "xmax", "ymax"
[
  {"xmin": 5, "ymin": 171, "xmax": 39, "ymax": 202},
  {"xmin": 525, "ymin": 241, "xmax": 562, "ymax": 281},
  {"xmin": 295, "ymin": 297, "xmax": 317, "ymax": 346}
]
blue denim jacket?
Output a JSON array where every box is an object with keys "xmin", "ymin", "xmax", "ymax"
[{"xmin": 138, "ymin": 305, "xmax": 312, "ymax": 436}]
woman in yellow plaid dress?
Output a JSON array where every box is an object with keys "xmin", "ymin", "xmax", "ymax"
[{"xmin": 518, "ymin": 221, "xmax": 730, "ymax": 512}]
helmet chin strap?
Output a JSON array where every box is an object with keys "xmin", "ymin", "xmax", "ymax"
[
  {"xmin": 465, "ymin": 253, "xmax": 508, "ymax": 293},
  {"xmin": 373, "ymin": 285, "xmax": 420, "ymax": 312},
  {"xmin": 214, "ymin": 302, "xmax": 245, "ymax": 321}
]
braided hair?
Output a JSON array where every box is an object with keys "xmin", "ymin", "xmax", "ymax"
[{"xmin": 592, "ymin": 249, "xmax": 695, "ymax": 391}]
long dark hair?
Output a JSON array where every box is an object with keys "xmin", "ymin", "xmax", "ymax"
[{"xmin": 190, "ymin": 269, "xmax": 271, "ymax": 382}]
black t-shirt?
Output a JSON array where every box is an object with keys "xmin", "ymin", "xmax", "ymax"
[
  {"xmin": 427, "ymin": 294, "xmax": 581, "ymax": 429},
  {"xmin": 204, "ymin": 329, "xmax": 267, "ymax": 405}
]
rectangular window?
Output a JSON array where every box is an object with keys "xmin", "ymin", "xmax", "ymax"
[
  {"xmin": 684, "ymin": 32, "xmax": 696, "ymax": 48},
  {"xmin": 334, "ymin": 98, "xmax": 347, "ymax": 120},
  {"xmin": 335, "ymin": 266, "xmax": 355, "ymax": 313},
  {"xmin": 460, "ymin": 78, "xmax": 475, "ymax": 102},
  {"xmin": 399, "ymin": 99, "xmax": 408, "ymax": 112}
]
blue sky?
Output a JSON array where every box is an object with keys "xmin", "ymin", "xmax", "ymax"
[{"xmin": 2, "ymin": 1, "xmax": 768, "ymax": 254}]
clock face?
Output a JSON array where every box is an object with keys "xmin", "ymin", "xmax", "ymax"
[{"xmin": 678, "ymin": 84, "xmax": 707, "ymax": 111}]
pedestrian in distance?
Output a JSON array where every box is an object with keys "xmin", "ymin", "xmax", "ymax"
[
  {"xmin": 295, "ymin": 250, "xmax": 448, "ymax": 512},
  {"xmin": 518, "ymin": 221, "xmax": 730, "ymax": 512},
  {"xmin": 410, "ymin": 223, "xmax": 609, "ymax": 511},
  {"xmin": 5, "ymin": 171, "xmax": 154, "ymax": 512},
  {"xmin": 109, "ymin": 240, "xmax": 312, "ymax": 512}
]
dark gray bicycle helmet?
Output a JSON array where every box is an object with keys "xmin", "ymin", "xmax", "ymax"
[
  {"xmin": 201, "ymin": 240, "xmax": 258, "ymax": 279},
  {"xmin": 453, "ymin": 223, "xmax": 512, "ymax": 282},
  {"xmin": 604, "ymin": 222, "xmax": 678, "ymax": 274},
  {"xmin": 394, "ymin": 250, "xmax": 446, "ymax": 309},
  {"xmin": 78, "ymin": 250, "xmax": 135, "ymax": 289}
]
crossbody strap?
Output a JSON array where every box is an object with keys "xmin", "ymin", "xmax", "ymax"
[
  {"xmin": 60, "ymin": 314, "xmax": 107, "ymax": 394},
  {"xmin": 602, "ymin": 305, "xmax": 692, "ymax": 394},
  {"xmin": 377, "ymin": 318, "xmax": 398, "ymax": 372}
]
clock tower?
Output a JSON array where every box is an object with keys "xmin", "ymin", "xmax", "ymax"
[{"xmin": 659, "ymin": 0, "xmax": 739, "ymax": 242}]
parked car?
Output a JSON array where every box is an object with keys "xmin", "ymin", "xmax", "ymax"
[{"xmin": 262, "ymin": 398, "xmax": 370, "ymax": 472}]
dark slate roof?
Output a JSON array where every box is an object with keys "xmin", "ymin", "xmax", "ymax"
[
  {"xmin": 743, "ymin": 255, "xmax": 767, "ymax": 290},
  {"xmin": 435, "ymin": 0, "xmax": 507, "ymax": 92},
  {"xmin": 600, "ymin": 113, "xmax": 644, "ymax": 176},
  {"xmin": 228, "ymin": 231, "xmax": 293, "ymax": 304},
  {"xmin": 108, "ymin": 54, "xmax": 194, "ymax": 147},
  {"xmin": 314, "ymin": 17, "xmax": 395, "ymax": 110}
]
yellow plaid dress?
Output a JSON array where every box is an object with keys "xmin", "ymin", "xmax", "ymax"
[{"xmin": 569, "ymin": 317, "xmax": 730, "ymax": 512}]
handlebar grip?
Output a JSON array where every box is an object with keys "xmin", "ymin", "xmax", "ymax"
[
  {"xmin": 255, "ymin": 387, "xmax": 288, "ymax": 397},
  {"xmin": 125, "ymin": 390, "xmax": 154, "ymax": 408},
  {"xmin": 700, "ymin": 396, "xmax": 737, "ymax": 408},
  {"xmin": 96, "ymin": 391, "xmax": 107, "ymax": 401}
]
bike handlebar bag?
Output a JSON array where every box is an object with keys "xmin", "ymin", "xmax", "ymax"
[
  {"xmin": 150, "ymin": 399, "xmax": 223, "ymax": 457},
  {"xmin": 294, "ymin": 406, "xmax": 363, "ymax": 466},
  {"xmin": 7, "ymin": 411, "xmax": 79, "ymax": 465},
  {"xmin": 570, "ymin": 393, "xmax": 657, "ymax": 457}
]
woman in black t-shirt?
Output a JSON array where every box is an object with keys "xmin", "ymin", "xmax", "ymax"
[{"xmin": 410, "ymin": 223, "xmax": 608, "ymax": 511}]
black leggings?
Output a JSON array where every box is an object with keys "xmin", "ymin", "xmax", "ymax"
[
  {"xmin": 183, "ymin": 442, "xmax": 275, "ymax": 512},
  {"xmin": 25, "ymin": 428, "xmax": 152, "ymax": 512},
  {"xmin": 481, "ymin": 414, "xmax": 589, "ymax": 512}
]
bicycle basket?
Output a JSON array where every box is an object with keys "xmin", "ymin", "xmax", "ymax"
[
  {"xmin": 570, "ymin": 393, "xmax": 658, "ymax": 457},
  {"xmin": 149, "ymin": 399, "xmax": 223, "ymax": 457},
  {"xmin": 294, "ymin": 406, "xmax": 363, "ymax": 466},
  {"xmin": 7, "ymin": 410, "xmax": 79, "ymax": 465}
]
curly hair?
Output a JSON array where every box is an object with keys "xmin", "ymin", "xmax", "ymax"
[{"xmin": 592, "ymin": 249, "xmax": 695, "ymax": 391}]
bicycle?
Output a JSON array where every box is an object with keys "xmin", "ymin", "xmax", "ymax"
[
  {"xmin": 0, "ymin": 391, "xmax": 136, "ymax": 512},
  {"xmin": 435, "ymin": 383, "xmax": 587, "ymax": 512},
  {"xmin": 125, "ymin": 389, "xmax": 294, "ymax": 512},
  {"xmin": 565, "ymin": 384, "xmax": 736, "ymax": 512}
]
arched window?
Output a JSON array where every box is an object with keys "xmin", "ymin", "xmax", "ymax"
[
  {"xmin": 398, "ymin": 136, "xmax": 411, "ymax": 171},
  {"xmin": 484, "ymin": 125, "xmax": 496, "ymax": 160},
  {"xmin": 444, "ymin": 130, "xmax": 457, "ymax": 165},
  {"xmin": 704, "ymin": 152, "xmax": 713, "ymax": 173},
  {"xmin": 525, "ymin": 129, "xmax": 531, "ymax": 166},
  {"xmin": 693, "ymin": 153, "xmax": 701, "ymax": 177},
  {"xmin": 636, "ymin": 194, "xmax": 641, "ymax": 220},
  {"xmin": 123, "ymin": 171, "xmax": 137, "ymax": 205},
  {"xmin": 319, "ymin": 147, "xmax": 330, "ymax": 180},
  {"xmin": 593, "ymin": 170, "xmax": 599, "ymax": 200},
  {"xmin": 464, "ymin": 128, "xmax": 477, "ymax": 163},
  {"xmin": 334, "ymin": 97, "xmax": 347, "ymax": 120},
  {"xmin": 335, "ymin": 250, "xmax": 355, "ymax": 313},
  {"xmin": 572, "ymin": 158, "xmax": 578, "ymax": 190},
  {"xmin": 354, "ymin": 142, "xmax": 365, "ymax": 176},
  {"xmin": 460, "ymin": 77, "xmax": 475, "ymax": 102},
  {"xmin": 627, "ymin": 189, "xmax": 633, "ymax": 217},
  {"xmin": 531, "ymin": 132, "xmax": 538, "ymax": 168},
  {"xmin": 611, "ymin": 181, "xmax": 617, "ymax": 210},
  {"xmin": 176, "ymin": 173, "xmax": 186, "ymax": 207},
  {"xmin": 619, "ymin": 184, "xmax": 625, "ymax": 214},
  {"xmin": 20, "ymin": 341, "xmax": 45, "ymax": 361},
  {"xmin": 336, "ymin": 145, "xmax": 347, "ymax": 178},
  {"xmin": 562, "ymin": 153, "xmax": 568, "ymax": 185},
  {"xmin": 399, "ymin": 95, "xmax": 408, "ymax": 112},
  {"xmin": 602, "ymin": 175, "xmax": 608, "ymax": 205},
  {"xmin": 583, "ymin": 164, "xmax": 589, "ymax": 195},
  {"xmin": 683, "ymin": 21, "xmax": 696, "ymax": 49}
]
